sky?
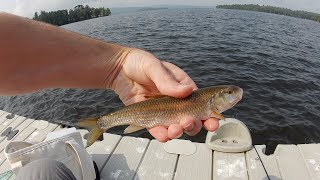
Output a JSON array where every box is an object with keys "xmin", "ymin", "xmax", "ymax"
[{"xmin": 1, "ymin": 0, "xmax": 320, "ymax": 18}]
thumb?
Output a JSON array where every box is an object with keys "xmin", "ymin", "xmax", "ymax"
[{"xmin": 146, "ymin": 61, "xmax": 194, "ymax": 98}]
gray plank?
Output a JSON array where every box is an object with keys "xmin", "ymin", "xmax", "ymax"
[
  {"xmin": 214, "ymin": 151, "xmax": 248, "ymax": 180},
  {"xmin": 10, "ymin": 120, "xmax": 38, "ymax": 142},
  {"xmin": 0, "ymin": 116, "xmax": 26, "ymax": 141},
  {"xmin": 297, "ymin": 144, "xmax": 320, "ymax": 179},
  {"xmin": 0, "ymin": 118, "xmax": 34, "ymax": 152},
  {"xmin": 0, "ymin": 115, "xmax": 25, "ymax": 134},
  {"xmin": 11, "ymin": 119, "xmax": 57, "ymax": 143},
  {"xmin": 78, "ymin": 129, "xmax": 122, "ymax": 172},
  {"xmin": 24, "ymin": 121, "xmax": 58, "ymax": 142},
  {"xmin": 89, "ymin": 133, "xmax": 122, "ymax": 172},
  {"xmin": 0, "ymin": 153, "xmax": 7, "ymax": 166},
  {"xmin": 0, "ymin": 159, "xmax": 10, "ymax": 174},
  {"xmin": 274, "ymin": 144, "xmax": 311, "ymax": 180},
  {"xmin": 245, "ymin": 146, "xmax": 268, "ymax": 180},
  {"xmin": 174, "ymin": 143, "xmax": 212, "ymax": 180},
  {"xmin": 135, "ymin": 140, "xmax": 177, "ymax": 180},
  {"xmin": 250, "ymin": 145, "xmax": 282, "ymax": 180},
  {"xmin": 0, "ymin": 110, "xmax": 5, "ymax": 117},
  {"xmin": 0, "ymin": 112, "xmax": 19, "ymax": 129},
  {"xmin": 100, "ymin": 136, "xmax": 149, "ymax": 180}
]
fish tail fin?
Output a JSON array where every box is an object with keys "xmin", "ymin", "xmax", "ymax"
[{"xmin": 76, "ymin": 117, "xmax": 104, "ymax": 147}]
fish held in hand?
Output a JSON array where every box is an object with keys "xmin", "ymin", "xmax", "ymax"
[{"xmin": 77, "ymin": 85, "xmax": 243, "ymax": 147}]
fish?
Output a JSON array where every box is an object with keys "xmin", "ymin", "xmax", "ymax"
[{"xmin": 77, "ymin": 85, "xmax": 243, "ymax": 147}]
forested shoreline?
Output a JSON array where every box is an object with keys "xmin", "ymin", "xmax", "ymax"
[
  {"xmin": 33, "ymin": 5, "xmax": 111, "ymax": 26},
  {"xmin": 216, "ymin": 4, "xmax": 320, "ymax": 22}
]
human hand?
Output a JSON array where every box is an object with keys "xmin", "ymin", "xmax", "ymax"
[{"xmin": 111, "ymin": 48, "xmax": 219, "ymax": 141}]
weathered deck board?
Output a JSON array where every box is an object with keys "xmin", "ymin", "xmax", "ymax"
[
  {"xmin": 0, "ymin": 116, "xmax": 26, "ymax": 141},
  {"xmin": 0, "ymin": 118, "xmax": 34, "ymax": 151},
  {"xmin": 0, "ymin": 153, "xmax": 7, "ymax": 167},
  {"xmin": 13, "ymin": 121, "xmax": 58, "ymax": 142},
  {"xmin": 0, "ymin": 115, "xmax": 25, "ymax": 134},
  {"xmin": 274, "ymin": 144, "xmax": 311, "ymax": 180},
  {"xmin": 174, "ymin": 143, "xmax": 212, "ymax": 180},
  {"xmin": 134, "ymin": 140, "xmax": 177, "ymax": 180},
  {"xmin": 0, "ymin": 110, "xmax": 6, "ymax": 117},
  {"xmin": 0, "ymin": 113, "xmax": 19, "ymax": 130},
  {"xmin": 245, "ymin": 146, "xmax": 268, "ymax": 180},
  {"xmin": 79, "ymin": 129, "xmax": 123, "ymax": 172},
  {"xmin": 89, "ymin": 133, "xmax": 122, "ymax": 172},
  {"xmin": 298, "ymin": 144, "xmax": 320, "ymax": 179},
  {"xmin": 24, "ymin": 122, "xmax": 59, "ymax": 142},
  {"xmin": 100, "ymin": 136, "xmax": 150, "ymax": 180},
  {"xmin": 251, "ymin": 145, "xmax": 282, "ymax": 180},
  {"xmin": 213, "ymin": 151, "xmax": 248, "ymax": 180},
  {"xmin": 0, "ymin": 160, "xmax": 10, "ymax": 174}
]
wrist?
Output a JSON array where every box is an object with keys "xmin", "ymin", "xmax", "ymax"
[{"xmin": 99, "ymin": 44, "xmax": 133, "ymax": 89}]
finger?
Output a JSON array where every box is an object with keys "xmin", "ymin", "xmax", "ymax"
[
  {"xmin": 162, "ymin": 62, "xmax": 198, "ymax": 91},
  {"xmin": 203, "ymin": 118, "xmax": 220, "ymax": 132},
  {"xmin": 144, "ymin": 59, "xmax": 194, "ymax": 98},
  {"xmin": 148, "ymin": 126, "xmax": 170, "ymax": 142},
  {"xmin": 184, "ymin": 119, "xmax": 202, "ymax": 136},
  {"xmin": 179, "ymin": 116, "xmax": 195, "ymax": 132},
  {"xmin": 168, "ymin": 124, "xmax": 183, "ymax": 139}
]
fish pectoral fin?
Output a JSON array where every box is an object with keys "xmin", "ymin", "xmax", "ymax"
[
  {"xmin": 211, "ymin": 111, "xmax": 225, "ymax": 121},
  {"xmin": 124, "ymin": 125, "xmax": 145, "ymax": 134}
]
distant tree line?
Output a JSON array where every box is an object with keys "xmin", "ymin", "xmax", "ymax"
[
  {"xmin": 33, "ymin": 5, "xmax": 111, "ymax": 26},
  {"xmin": 216, "ymin": 4, "xmax": 320, "ymax": 23}
]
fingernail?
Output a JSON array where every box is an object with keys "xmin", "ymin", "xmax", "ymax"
[
  {"xmin": 178, "ymin": 83, "xmax": 190, "ymax": 89},
  {"xmin": 184, "ymin": 123, "xmax": 194, "ymax": 132},
  {"xmin": 173, "ymin": 132, "xmax": 183, "ymax": 139}
]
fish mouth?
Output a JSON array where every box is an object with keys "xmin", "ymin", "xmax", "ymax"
[
  {"xmin": 239, "ymin": 88, "xmax": 243, "ymax": 100},
  {"xmin": 228, "ymin": 87, "xmax": 243, "ymax": 107}
]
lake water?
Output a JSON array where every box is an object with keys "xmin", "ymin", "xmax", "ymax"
[{"xmin": 1, "ymin": 8, "xmax": 320, "ymax": 153}]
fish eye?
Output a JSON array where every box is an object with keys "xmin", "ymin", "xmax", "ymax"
[{"xmin": 228, "ymin": 90, "xmax": 232, "ymax": 94}]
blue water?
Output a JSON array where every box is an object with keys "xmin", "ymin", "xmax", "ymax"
[{"xmin": 1, "ymin": 8, "xmax": 320, "ymax": 153}]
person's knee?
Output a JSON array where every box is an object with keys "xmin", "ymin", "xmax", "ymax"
[{"xmin": 15, "ymin": 158, "xmax": 77, "ymax": 180}]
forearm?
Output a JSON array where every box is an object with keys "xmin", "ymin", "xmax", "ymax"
[{"xmin": 0, "ymin": 13, "xmax": 130, "ymax": 95}]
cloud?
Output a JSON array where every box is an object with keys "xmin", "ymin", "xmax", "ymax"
[{"xmin": 13, "ymin": 0, "xmax": 92, "ymax": 17}]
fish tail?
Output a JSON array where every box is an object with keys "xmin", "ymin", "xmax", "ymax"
[{"xmin": 76, "ymin": 117, "xmax": 104, "ymax": 147}]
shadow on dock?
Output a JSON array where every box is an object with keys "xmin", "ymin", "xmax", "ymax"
[{"xmin": 95, "ymin": 153, "xmax": 141, "ymax": 180}]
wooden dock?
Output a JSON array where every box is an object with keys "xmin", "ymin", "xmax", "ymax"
[{"xmin": 0, "ymin": 109, "xmax": 319, "ymax": 180}]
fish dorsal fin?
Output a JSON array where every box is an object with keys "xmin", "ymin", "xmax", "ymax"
[
  {"xmin": 124, "ymin": 125, "xmax": 145, "ymax": 134},
  {"xmin": 144, "ymin": 94, "xmax": 167, "ymax": 99}
]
